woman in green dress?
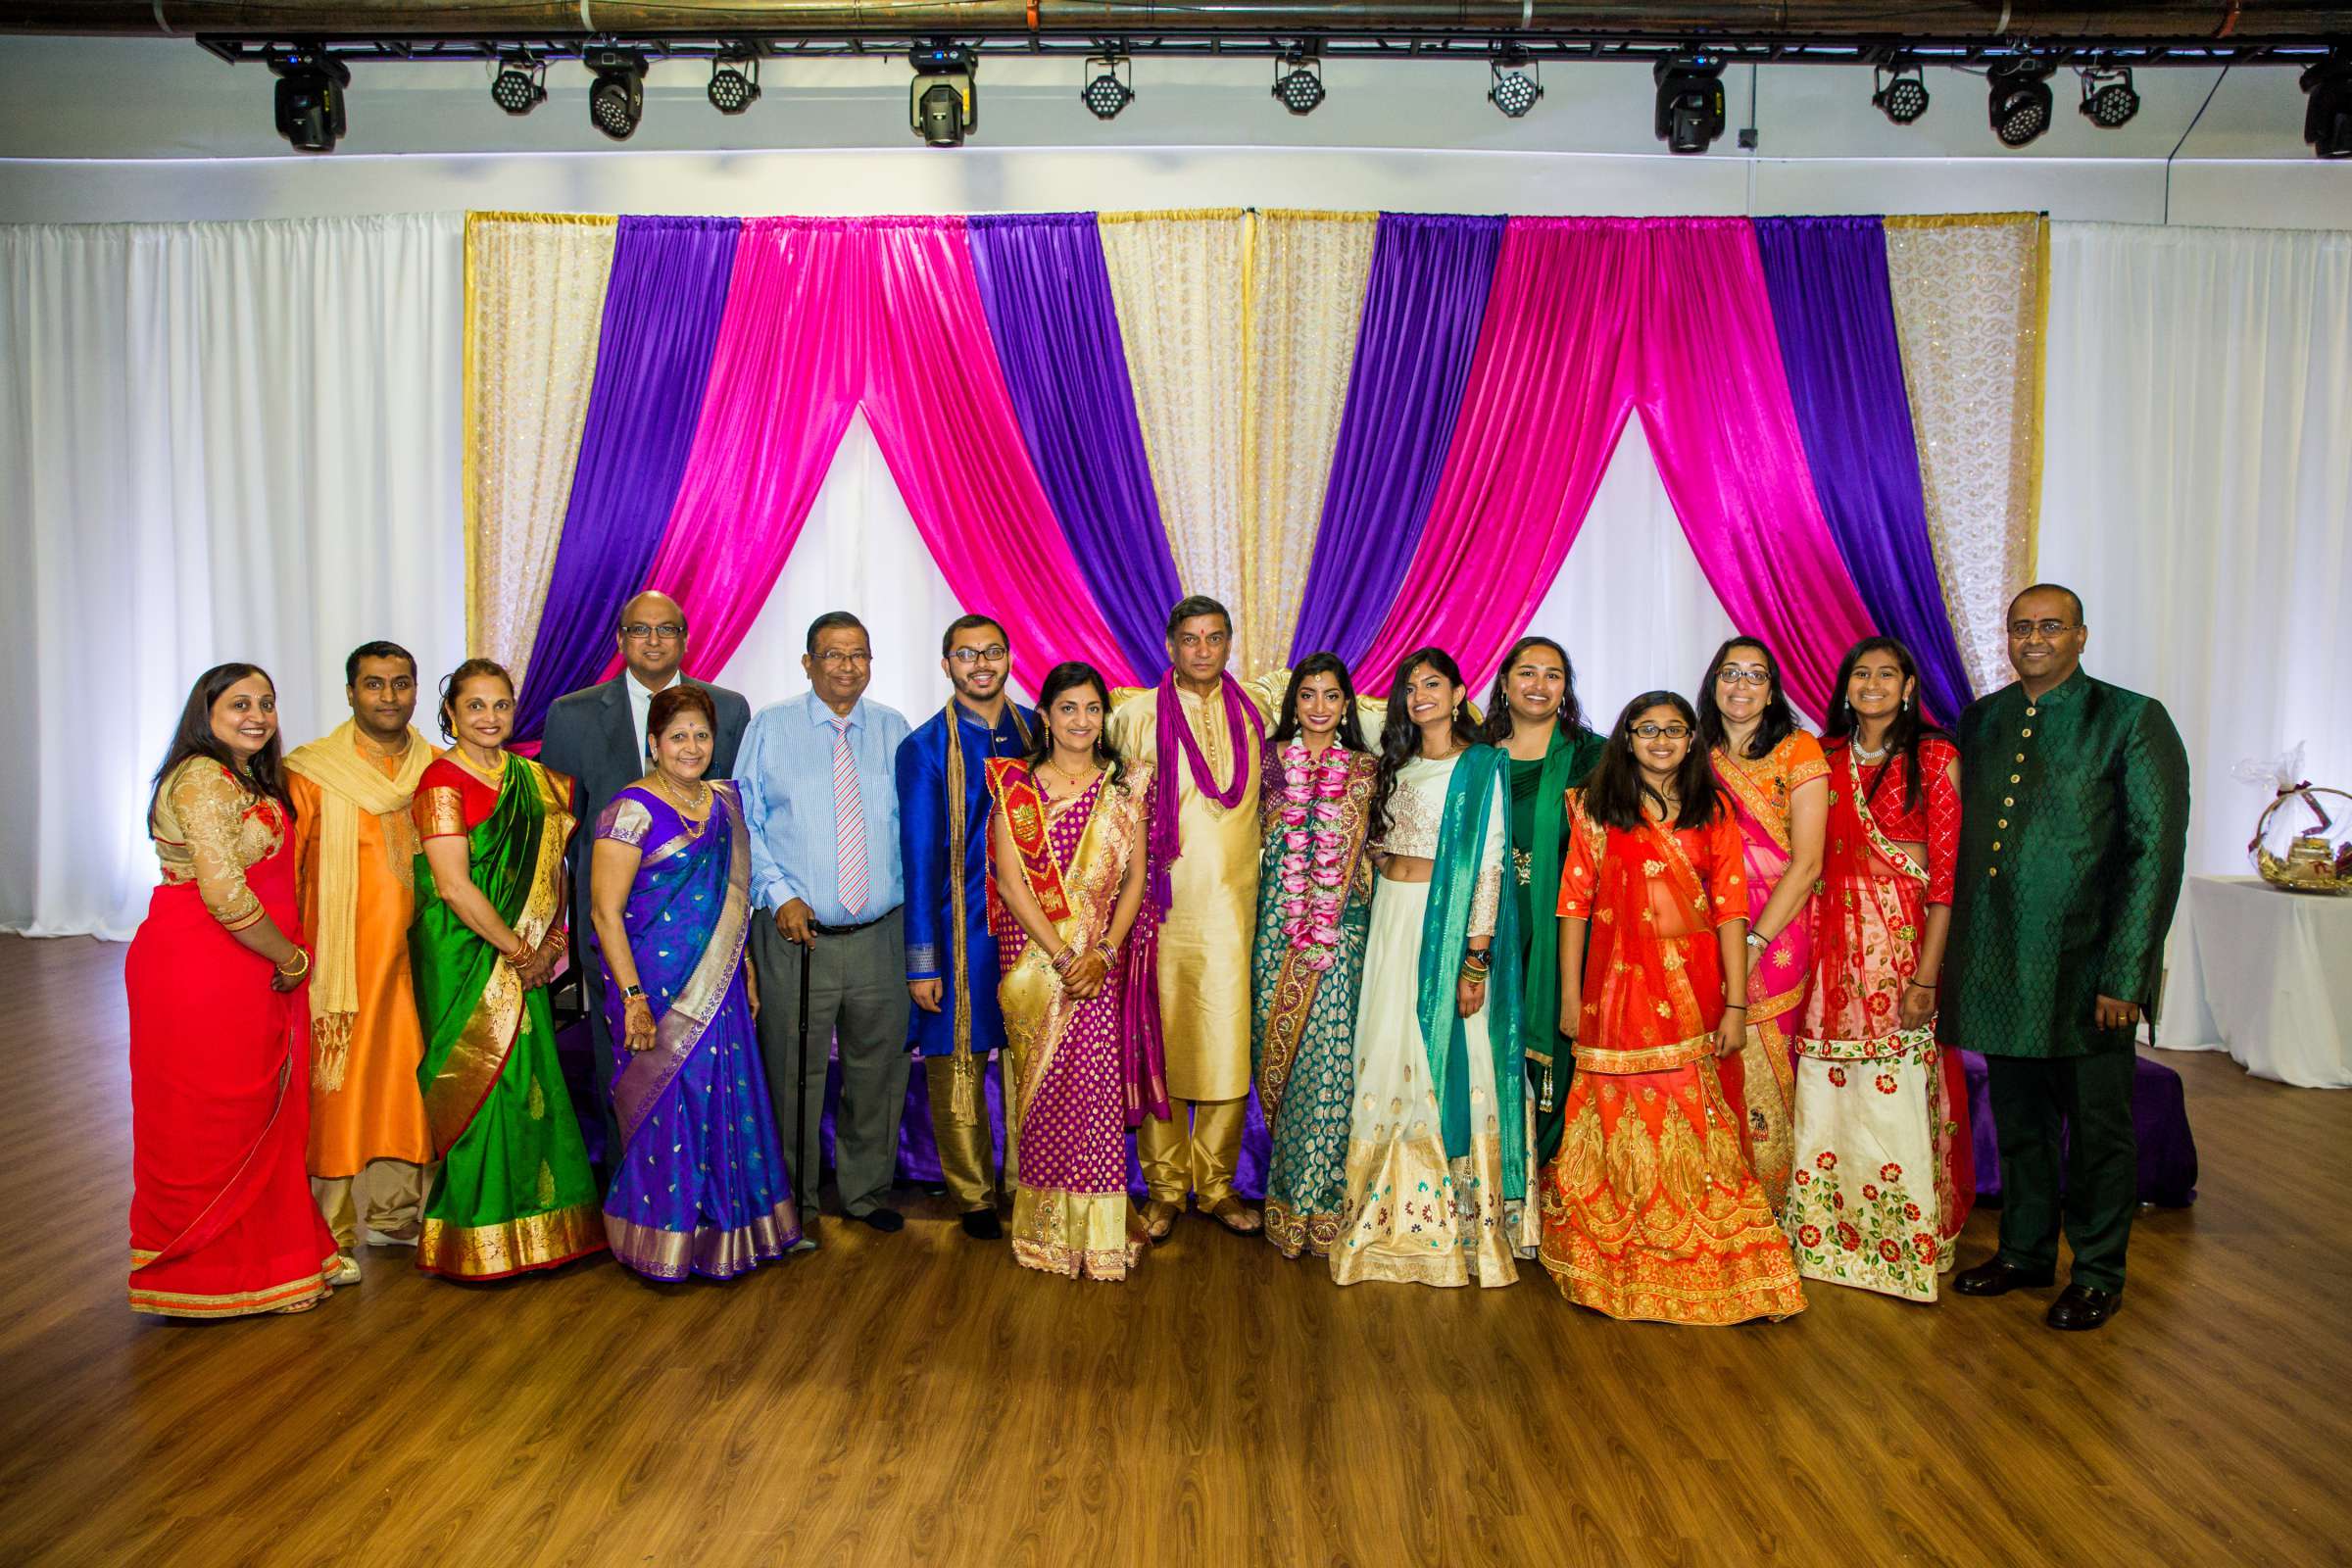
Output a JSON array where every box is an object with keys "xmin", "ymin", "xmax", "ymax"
[
  {"xmin": 409, "ymin": 659, "xmax": 606, "ymax": 1280},
  {"xmin": 1480, "ymin": 636, "xmax": 1605, "ymax": 1170},
  {"xmin": 1249, "ymin": 654, "xmax": 1380, "ymax": 1259}
]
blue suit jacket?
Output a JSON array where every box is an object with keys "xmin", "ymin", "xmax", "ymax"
[{"xmin": 895, "ymin": 700, "xmax": 1036, "ymax": 1057}]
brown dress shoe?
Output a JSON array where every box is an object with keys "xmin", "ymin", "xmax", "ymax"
[
  {"xmin": 1952, "ymin": 1257, "xmax": 2056, "ymax": 1297},
  {"xmin": 1140, "ymin": 1199, "xmax": 1181, "ymax": 1242},
  {"xmin": 1203, "ymin": 1195, "xmax": 1262, "ymax": 1235}
]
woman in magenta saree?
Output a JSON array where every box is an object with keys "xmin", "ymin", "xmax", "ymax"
[
  {"xmin": 986, "ymin": 662, "xmax": 1157, "ymax": 1282},
  {"xmin": 589, "ymin": 688, "xmax": 800, "ymax": 1281}
]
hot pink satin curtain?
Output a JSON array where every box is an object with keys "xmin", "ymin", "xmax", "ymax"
[
  {"xmin": 627, "ymin": 219, "xmax": 863, "ymax": 683},
  {"xmin": 1355, "ymin": 218, "xmax": 1877, "ymax": 716},
  {"xmin": 861, "ymin": 219, "xmax": 1137, "ymax": 691},
  {"xmin": 615, "ymin": 218, "xmax": 1134, "ymax": 695}
]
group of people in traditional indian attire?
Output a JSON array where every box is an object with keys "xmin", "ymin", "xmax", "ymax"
[{"xmin": 123, "ymin": 580, "xmax": 2189, "ymax": 1335}]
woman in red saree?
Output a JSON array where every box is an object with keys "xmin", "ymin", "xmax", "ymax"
[
  {"xmin": 1537, "ymin": 692, "xmax": 1805, "ymax": 1326},
  {"xmin": 1788, "ymin": 638, "xmax": 1970, "ymax": 1300},
  {"xmin": 127, "ymin": 663, "xmax": 340, "ymax": 1318},
  {"xmin": 1698, "ymin": 637, "xmax": 1827, "ymax": 1219}
]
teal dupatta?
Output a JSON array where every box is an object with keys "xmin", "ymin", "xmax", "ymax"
[{"xmin": 1413, "ymin": 745, "xmax": 1527, "ymax": 1201}]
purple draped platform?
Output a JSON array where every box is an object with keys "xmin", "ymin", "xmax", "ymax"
[{"xmin": 1962, "ymin": 1050, "xmax": 2200, "ymax": 1207}]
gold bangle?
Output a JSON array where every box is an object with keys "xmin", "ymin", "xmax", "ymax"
[{"xmin": 276, "ymin": 951, "xmax": 310, "ymax": 979}]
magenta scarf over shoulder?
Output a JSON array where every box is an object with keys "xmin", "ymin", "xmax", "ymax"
[{"xmin": 1146, "ymin": 670, "xmax": 1264, "ymax": 915}]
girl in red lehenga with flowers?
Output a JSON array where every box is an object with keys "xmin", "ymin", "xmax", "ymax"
[
  {"xmin": 1787, "ymin": 638, "xmax": 1971, "ymax": 1301},
  {"xmin": 1537, "ymin": 693, "xmax": 1806, "ymax": 1326}
]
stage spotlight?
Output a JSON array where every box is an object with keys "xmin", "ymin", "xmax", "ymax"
[
  {"xmin": 586, "ymin": 47, "xmax": 647, "ymax": 141},
  {"xmin": 1653, "ymin": 54, "xmax": 1726, "ymax": 155},
  {"xmin": 910, "ymin": 39, "xmax": 978, "ymax": 147},
  {"xmin": 489, "ymin": 54, "xmax": 547, "ymax": 117},
  {"xmin": 2303, "ymin": 56, "xmax": 2352, "ymax": 159},
  {"xmin": 1987, "ymin": 58, "xmax": 2055, "ymax": 148},
  {"xmin": 1489, "ymin": 50, "xmax": 1542, "ymax": 119},
  {"xmin": 1272, "ymin": 52, "xmax": 1325, "ymax": 117},
  {"xmin": 2077, "ymin": 66, "xmax": 2139, "ymax": 129},
  {"xmin": 1872, "ymin": 62, "xmax": 1930, "ymax": 125},
  {"xmin": 1083, "ymin": 54, "xmax": 1134, "ymax": 121},
  {"xmin": 270, "ymin": 49, "xmax": 350, "ymax": 154},
  {"xmin": 708, "ymin": 55, "xmax": 760, "ymax": 116}
]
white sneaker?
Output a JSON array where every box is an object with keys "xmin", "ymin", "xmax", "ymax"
[
  {"xmin": 325, "ymin": 1254, "xmax": 363, "ymax": 1287},
  {"xmin": 363, "ymin": 1226, "xmax": 420, "ymax": 1248}
]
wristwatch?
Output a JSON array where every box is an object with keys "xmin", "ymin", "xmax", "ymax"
[
  {"xmin": 1747, "ymin": 929, "xmax": 1769, "ymax": 953},
  {"xmin": 622, "ymin": 984, "xmax": 646, "ymax": 1002}
]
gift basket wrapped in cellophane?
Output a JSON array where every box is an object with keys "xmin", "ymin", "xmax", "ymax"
[{"xmin": 2236, "ymin": 745, "xmax": 2352, "ymax": 895}]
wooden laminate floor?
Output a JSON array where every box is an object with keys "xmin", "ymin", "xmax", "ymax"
[{"xmin": 1, "ymin": 933, "xmax": 2346, "ymax": 1568}]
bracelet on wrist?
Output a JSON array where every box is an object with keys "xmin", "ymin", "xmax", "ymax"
[
  {"xmin": 1906, "ymin": 977, "xmax": 1937, "ymax": 991},
  {"xmin": 1723, "ymin": 1003, "xmax": 1747, "ymax": 1012},
  {"xmin": 276, "ymin": 950, "xmax": 310, "ymax": 978},
  {"xmin": 1050, "ymin": 946, "xmax": 1077, "ymax": 975}
]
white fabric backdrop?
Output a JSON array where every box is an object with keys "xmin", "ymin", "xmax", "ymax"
[
  {"xmin": 3, "ymin": 214, "xmax": 2344, "ymax": 937},
  {"xmin": 2038, "ymin": 222, "xmax": 2352, "ymax": 879},
  {"xmin": 0, "ymin": 215, "xmax": 466, "ymax": 939}
]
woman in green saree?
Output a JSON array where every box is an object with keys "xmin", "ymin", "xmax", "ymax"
[
  {"xmin": 1481, "ymin": 635, "xmax": 1606, "ymax": 1168},
  {"xmin": 409, "ymin": 660, "xmax": 605, "ymax": 1280}
]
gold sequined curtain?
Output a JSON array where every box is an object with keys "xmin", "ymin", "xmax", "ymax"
[
  {"xmin": 462, "ymin": 212, "xmax": 619, "ymax": 682},
  {"xmin": 1242, "ymin": 211, "xmax": 1377, "ymax": 680},
  {"xmin": 1098, "ymin": 210, "xmax": 1249, "ymax": 658},
  {"xmin": 1884, "ymin": 213, "xmax": 2048, "ymax": 696}
]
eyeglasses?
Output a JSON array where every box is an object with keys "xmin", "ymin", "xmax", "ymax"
[
  {"xmin": 947, "ymin": 645, "xmax": 1008, "ymax": 665},
  {"xmin": 2006, "ymin": 619, "xmax": 2079, "ymax": 640},
  {"xmin": 1631, "ymin": 722, "xmax": 1692, "ymax": 740},
  {"xmin": 1715, "ymin": 666, "xmax": 1773, "ymax": 687},
  {"xmin": 620, "ymin": 622, "xmax": 686, "ymax": 642},
  {"xmin": 814, "ymin": 649, "xmax": 873, "ymax": 667}
]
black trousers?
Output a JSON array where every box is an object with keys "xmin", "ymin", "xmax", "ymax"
[{"xmin": 1984, "ymin": 1049, "xmax": 2138, "ymax": 1292}]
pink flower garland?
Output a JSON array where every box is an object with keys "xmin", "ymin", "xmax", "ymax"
[{"xmin": 1276, "ymin": 740, "xmax": 1352, "ymax": 973}]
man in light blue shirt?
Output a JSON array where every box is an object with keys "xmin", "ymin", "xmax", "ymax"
[{"xmin": 738, "ymin": 611, "xmax": 915, "ymax": 1235}]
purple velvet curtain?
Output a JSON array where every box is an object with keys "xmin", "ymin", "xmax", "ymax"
[
  {"xmin": 965, "ymin": 214, "xmax": 1182, "ymax": 680},
  {"xmin": 1290, "ymin": 214, "xmax": 1506, "ymax": 670},
  {"xmin": 513, "ymin": 217, "xmax": 741, "ymax": 742},
  {"xmin": 1753, "ymin": 217, "xmax": 1974, "ymax": 724}
]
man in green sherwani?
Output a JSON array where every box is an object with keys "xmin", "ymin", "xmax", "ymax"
[{"xmin": 1946, "ymin": 584, "xmax": 2190, "ymax": 1332}]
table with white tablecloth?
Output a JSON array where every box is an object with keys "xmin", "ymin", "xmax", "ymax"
[{"xmin": 2157, "ymin": 874, "xmax": 2352, "ymax": 1089}]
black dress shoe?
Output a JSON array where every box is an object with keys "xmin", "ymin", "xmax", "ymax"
[
  {"xmin": 1952, "ymin": 1257, "xmax": 2056, "ymax": 1296},
  {"xmin": 2046, "ymin": 1283, "xmax": 2123, "ymax": 1331},
  {"xmin": 853, "ymin": 1206, "xmax": 905, "ymax": 1234},
  {"xmin": 958, "ymin": 1209, "xmax": 1004, "ymax": 1241}
]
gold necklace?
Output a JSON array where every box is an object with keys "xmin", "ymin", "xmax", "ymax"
[
  {"xmin": 653, "ymin": 770, "xmax": 712, "ymax": 817},
  {"xmin": 1042, "ymin": 756, "xmax": 1100, "ymax": 796}
]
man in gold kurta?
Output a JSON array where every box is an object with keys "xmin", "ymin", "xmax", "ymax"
[
  {"xmin": 1108, "ymin": 598, "xmax": 1288, "ymax": 1240},
  {"xmin": 286, "ymin": 642, "xmax": 439, "ymax": 1264}
]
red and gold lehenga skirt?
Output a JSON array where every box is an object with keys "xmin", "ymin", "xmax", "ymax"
[{"xmin": 125, "ymin": 837, "xmax": 336, "ymax": 1317}]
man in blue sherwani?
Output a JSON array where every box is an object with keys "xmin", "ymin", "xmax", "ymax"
[{"xmin": 896, "ymin": 614, "xmax": 1036, "ymax": 1242}]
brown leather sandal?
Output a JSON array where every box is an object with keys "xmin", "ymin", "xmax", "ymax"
[
  {"xmin": 1140, "ymin": 1199, "xmax": 1181, "ymax": 1243},
  {"xmin": 1203, "ymin": 1195, "xmax": 1262, "ymax": 1235}
]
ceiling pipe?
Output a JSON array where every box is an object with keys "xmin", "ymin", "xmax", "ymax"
[{"xmin": 4, "ymin": 0, "xmax": 2348, "ymax": 42}]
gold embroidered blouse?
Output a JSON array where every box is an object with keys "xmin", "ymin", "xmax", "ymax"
[{"xmin": 152, "ymin": 758, "xmax": 285, "ymax": 932}]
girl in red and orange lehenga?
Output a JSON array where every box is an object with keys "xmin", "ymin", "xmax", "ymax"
[{"xmin": 1537, "ymin": 692, "xmax": 1806, "ymax": 1326}]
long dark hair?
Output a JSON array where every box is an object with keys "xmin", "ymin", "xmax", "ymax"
[
  {"xmin": 1024, "ymin": 662, "xmax": 1128, "ymax": 788},
  {"xmin": 148, "ymin": 662, "xmax": 294, "ymax": 831},
  {"xmin": 1269, "ymin": 653, "xmax": 1370, "ymax": 754},
  {"xmin": 1694, "ymin": 636, "xmax": 1797, "ymax": 761},
  {"xmin": 1582, "ymin": 691, "xmax": 1722, "ymax": 833},
  {"xmin": 1371, "ymin": 647, "xmax": 1481, "ymax": 842},
  {"xmin": 437, "ymin": 658, "xmax": 515, "ymax": 743},
  {"xmin": 1823, "ymin": 636, "xmax": 1950, "ymax": 814},
  {"xmin": 1481, "ymin": 634, "xmax": 1585, "ymax": 745}
]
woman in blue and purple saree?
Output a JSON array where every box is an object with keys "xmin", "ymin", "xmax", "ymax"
[{"xmin": 588, "ymin": 686, "xmax": 799, "ymax": 1282}]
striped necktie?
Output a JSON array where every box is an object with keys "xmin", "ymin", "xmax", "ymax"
[{"xmin": 829, "ymin": 714, "xmax": 868, "ymax": 917}]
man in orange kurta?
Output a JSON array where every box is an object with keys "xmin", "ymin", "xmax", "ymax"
[{"xmin": 286, "ymin": 642, "xmax": 438, "ymax": 1257}]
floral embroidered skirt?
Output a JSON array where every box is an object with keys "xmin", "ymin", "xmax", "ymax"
[
  {"xmin": 1786, "ymin": 1032, "xmax": 1947, "ymax": 1302},
  {"xmin": 1538, "ymin": 1055, "xmax": 1806, "ymax": 1325},
  {"xmin": 1329, "ymin": 881, "xmax": 1520, "ymax": 1290}
]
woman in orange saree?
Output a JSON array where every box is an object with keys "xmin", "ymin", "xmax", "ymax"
[
  {"xmin": 1537, "ymin": 692, "xmax": 1805, "ymax": 1326},
  {"xmin": 1698, "ymin": 637, "xmax": 1827, "ymax": 1219},
  {"xmin": 127, "ymin": 663, "xmax": 339, "ymax": 1318}
]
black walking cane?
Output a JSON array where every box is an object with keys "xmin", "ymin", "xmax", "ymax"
[{"xmin": 795, "ymin": 932, "xmax": 814, "ymax": 1228}]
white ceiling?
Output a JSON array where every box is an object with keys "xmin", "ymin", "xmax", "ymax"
[{"xmin": 0, "ymin": 35, "xmax": 2333, "ymax": 165}]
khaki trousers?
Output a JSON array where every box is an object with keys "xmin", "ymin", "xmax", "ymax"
[
  {"xmin": 1137, "ymin": 1097, "xmax": 1248, "ymax": 1205},
  {"xmin": 311, "ymin": 1158, "xmax": 433, "ymax": 1252}
]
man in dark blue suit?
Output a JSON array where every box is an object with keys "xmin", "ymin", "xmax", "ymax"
[{"xmin": 540, "ymin": 589, "xmax": 751, "ymax": 1185}]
